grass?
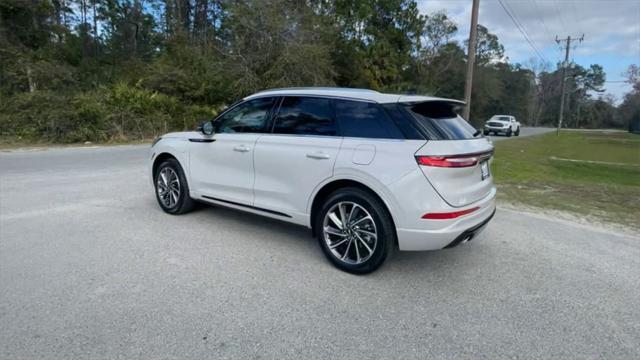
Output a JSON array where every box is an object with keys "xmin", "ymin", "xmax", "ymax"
[
  {"xmin": 0, "ymin": 137, "xmax": 153, "ymax": 150},
  {"xmin": 491, "ymin": 130, "xmax": 640, "ymax": 232}
]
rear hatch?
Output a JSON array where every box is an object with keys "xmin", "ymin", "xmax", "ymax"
[{"xmin": 401, "ymin": 100, "xmax": 494, "ymax": 207}]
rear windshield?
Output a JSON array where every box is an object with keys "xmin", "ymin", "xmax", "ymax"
[{"xmin": 404, "ymin": 101, "xmax": 478, "ymax": 140}]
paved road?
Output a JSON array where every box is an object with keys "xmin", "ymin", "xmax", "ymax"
[
  {"xmin": 487, "ymin": 126, "xmax": 555, "ymax": 141},
  {"xmin": 1, "ymin": 144, "xmax": 638, "ymax": 359}
]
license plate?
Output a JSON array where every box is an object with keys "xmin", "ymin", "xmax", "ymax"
[{"xmin": 481, "ymin": 161, "xmax": 490, "ymax": 180}]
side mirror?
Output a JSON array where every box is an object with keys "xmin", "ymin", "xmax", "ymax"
[{"xmin": 198, "ymin": 121, "xmax": 215, "ymax": 136}]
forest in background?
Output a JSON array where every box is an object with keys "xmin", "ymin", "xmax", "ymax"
[{"xmin": 1, "ymin": 0, "xmax": 639, "ymax": 143}]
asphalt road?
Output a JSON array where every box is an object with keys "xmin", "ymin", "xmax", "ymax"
[
  {"xmin": 487, "ymin": 126, "xmax": 555, "ymax": 141},
  {"xmin": 1, "ymin": 139, "xmax": 638, "ymax": 359}
]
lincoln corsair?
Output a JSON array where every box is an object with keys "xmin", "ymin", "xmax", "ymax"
[{"xmin": 149, "ymin": 88, "xmax": 496, "ymax": 273}]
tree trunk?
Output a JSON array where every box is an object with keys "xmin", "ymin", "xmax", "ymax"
[{"xmin": 26, "ymin": 65, "xmax": 36, "ymax": 92}]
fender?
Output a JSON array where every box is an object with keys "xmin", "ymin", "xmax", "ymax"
[
  {"xmin": 306, "ymin": 170, "xmax": 403, "ymax": 230},
  {"xmin": 149, "ymin": 136, "xmax": 192, "ymax": 187}
]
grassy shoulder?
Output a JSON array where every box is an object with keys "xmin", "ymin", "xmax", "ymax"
[
  {"xmin": 491, "ymin": 130, "xmax": 640, "ymax": 232},
  {"xmin": 0, "ymin": 138, "xmax": 153, "ymax": 151}
]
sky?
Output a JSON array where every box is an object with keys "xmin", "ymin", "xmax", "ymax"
[{"xmin": 416, "ymin": 0, "xmax": 640, "ymax": 102}]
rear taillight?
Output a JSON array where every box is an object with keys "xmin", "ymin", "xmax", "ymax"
[
  {"xmin": 422, "ymin": 207, "xmax": 480, "ymax": 220},
  {"xmin": 415, "ymin": 150, "xmax": 493, "ymax": 168}
]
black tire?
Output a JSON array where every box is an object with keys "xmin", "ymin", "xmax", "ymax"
[
  {"xmin": 315, "ymin": 187, "xmax": 395, "ymax": 274},
  {"xmin": 506, "ymin": 128, "xmax": 512, "ymax": 137},
  {"xmin": 154, "ymin": 158, "xmax": 195, "ymax": 215},
  {"xmin": 515, "ymin": 127, "xmax": 520, "ymax": 136},
  {"xmin": 483, "ymin": 130, "xmax": 489, "ymax": 135}
]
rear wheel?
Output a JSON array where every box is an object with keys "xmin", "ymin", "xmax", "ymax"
[
  {"xmin": 315, "ymin": 187, "xmax": 394, "ymax": 274},
  {"xmin": 154, "ymin": 158, "xmax": 195, "ymax": 214}
]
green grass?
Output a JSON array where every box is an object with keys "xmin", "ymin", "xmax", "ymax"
[{"xmin": 491, "ymin": 130, "xmax": 640, "ymax": 231}]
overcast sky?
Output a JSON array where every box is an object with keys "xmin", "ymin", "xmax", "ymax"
[{"xmin": 417, "ymin": 0, "xmax": 640, "ymax": 101}]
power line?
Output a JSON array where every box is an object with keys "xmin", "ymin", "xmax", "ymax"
[
  {"xmin": 529, "ymin": 0, "xmax": 553, "ymax": 44},
  {"xmin": 506, "ymin": 0, "xmax": 550, "ymax": 63},
  {"xmin": 553, "ymin": 0, "xmax": 568, "ymax": 35},
  {"xmin": 569, "ymin": 0, "xmax": 584, "ymax": 36},
  {"xmin": 497, "ymin": 0, "xmax": 548, "ymax": 63}
]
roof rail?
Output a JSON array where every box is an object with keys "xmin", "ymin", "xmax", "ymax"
[{"xmin": 256, "ymin": 87, "xmax": 380, "ymax": 94}]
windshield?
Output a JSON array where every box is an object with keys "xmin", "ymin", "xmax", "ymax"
[{"xmin": 494, "ymin": 116, "xmax": 510, "ymax": 121}]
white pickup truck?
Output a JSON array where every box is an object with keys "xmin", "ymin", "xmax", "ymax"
[{"xmin": 483, "ymin": 115, "xmax": 520, "ymax": 137}]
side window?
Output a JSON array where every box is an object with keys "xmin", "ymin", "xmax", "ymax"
[
  {"xmin": 334, "ymin": 99, "xmax": 404, "ymax": 139},
  {"xmin": 214, "ymin": 97, "xmax": 274, "ymax": 134},
  {"xmin": 272, "ymin": 97, "xmax": 337, "ymax": 136}
]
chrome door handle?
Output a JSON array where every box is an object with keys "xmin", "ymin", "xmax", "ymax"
[
  {"xmin": 234, "ymin": 145, "xmax": 251, "ymax": 152},
  {"xmin": 306, "ymin": 152, "xmax": 331, "ymax": 160}
]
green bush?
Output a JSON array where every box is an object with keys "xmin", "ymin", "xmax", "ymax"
[{"xmin": 0, "ymin": 84, "xmax": 215, "ymax": 143}]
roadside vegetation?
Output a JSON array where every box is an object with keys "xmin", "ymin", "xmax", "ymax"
[
  {"xmin": 2, "ymin": 0, "xmax": 638, "ymax": 144},
  {"xmin": 492, "ymin": 131, "xmax": 640, "ymax": 231}
]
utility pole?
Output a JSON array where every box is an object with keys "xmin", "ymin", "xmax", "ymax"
[
  {"xmin": 555, "ymin": 34, "xmax": 584, "ymax": 135},
  {"xmin": 463, "ymin": 0, "xmax": 480, "ymax": 122}
]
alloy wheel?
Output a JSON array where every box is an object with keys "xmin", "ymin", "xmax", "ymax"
[
  {"xmin": 156, "ymin": 167, "xmax": 181, "ymax": 208},
  {"xmin": 322, "ymin": 201, "xmax": 378, "ymax": 264}
]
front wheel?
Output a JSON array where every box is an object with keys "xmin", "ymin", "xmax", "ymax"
[
  {"xmin": 506, "ymin": 128, "xmax": 512, "ymax": 137},
  {"xmin": 315, "ymin": 188, "xmax": 395, "ymax": 274},
  {"xmin": 154, "ymin": 158, "xmax": 195, "ymax": 214},
  {"xmin": 515, "ymin": 127, "xmax": 520, "ymax": 136}
]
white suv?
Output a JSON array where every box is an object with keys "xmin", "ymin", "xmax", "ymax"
[
  {"xmin": 483, "ymin": 115, "xmax": 520, "ymax": 137},
  {"xmin": 149, "ymin": 88, "xmax": 496, "ymax": 273}
]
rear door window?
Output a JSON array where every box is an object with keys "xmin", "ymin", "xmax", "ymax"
[
  {"xmin": 334, "ymin": 99, "xmax": 404, "ymax": 139},
  {"xmin": 272, "ymin": 97, "xmax": 337, "ymax": 136},
  {"xmin": 404, "ymin": 101, "xmax": 478, "ymax": 140}
]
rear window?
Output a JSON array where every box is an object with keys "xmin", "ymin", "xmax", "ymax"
[{"xmin": 404, "ymin": 101, "xmax": 478, "ymax": 140}]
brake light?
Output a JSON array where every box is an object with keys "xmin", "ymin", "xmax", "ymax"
[
  {"xmin": 422, "ymin": 207, "xmax": 480, "ymax": 220},
  {"xmin": 416, "ymin": 155, "xmax": 477, "ymax": 167},
  {"xmin": 415, "ymin": 150, "xmax": 492, "ymax": 168}
]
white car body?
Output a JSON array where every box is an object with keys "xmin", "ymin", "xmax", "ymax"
[
  {"xmin": 484, "ymin": 115, "xmax": 520, "ymax": 136},
  {"xmin": 149, "ymin": 88, "xmax": 496, "ymax": 259}
]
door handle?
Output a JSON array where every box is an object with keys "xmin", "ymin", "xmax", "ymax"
[
  {"xmin": 234, "ymin": 145, "xmax": 251, "ymax": 152},
  {"xmin": 306, "ymin": 152, "xmax": 331, "ymax": 160}
]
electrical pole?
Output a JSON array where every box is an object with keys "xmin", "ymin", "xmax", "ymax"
[
  {"xmin": 555, "ymin": 34, "xmax": 584, "ymax": 135},
  {"xmin": 463, "ymin": 0, "xmax": 480, "ymax": 122}
]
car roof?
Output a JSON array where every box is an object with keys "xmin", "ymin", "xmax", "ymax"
[{"xmin": 243, "ymin": 87, "xmax": 464, "ymax": 105}]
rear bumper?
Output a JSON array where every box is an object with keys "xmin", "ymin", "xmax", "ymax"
[
  {"xmin": 443, "ymin": 208, "xmax": 495, "ymax": 248},
  {"xmin": 395, "ymin": 189, "xmax": 496, "ymax": 251}
]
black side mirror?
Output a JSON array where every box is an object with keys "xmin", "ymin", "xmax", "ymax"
[{"xmin": 198, "ymin": 121, "xmax": 215, "ymax": 136}]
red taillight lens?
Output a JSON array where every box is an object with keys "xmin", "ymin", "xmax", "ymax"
[
  {"xmin": 415, "ymin": 150, "xmax": 493, "ymax": 168},
  {"xmin": 416, "ymin": 155, "xmax": 478, "ymax": 168},
  {"xmin": 422, "ymin": 207, "xmax": 480, "ymax": 220}
]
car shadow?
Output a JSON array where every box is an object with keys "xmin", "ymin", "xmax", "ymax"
[{"xmin": 186, "ymin": 200, "xmax": 488, "ymax": 274}]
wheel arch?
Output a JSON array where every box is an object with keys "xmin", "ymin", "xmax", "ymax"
[
  {"xmin": 309, "ymin": 178, "xmax": 398, "ymax": 244},
  {"xmin": 152, "ymin": 152, "xmax": 179, "ymax": 179}
]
